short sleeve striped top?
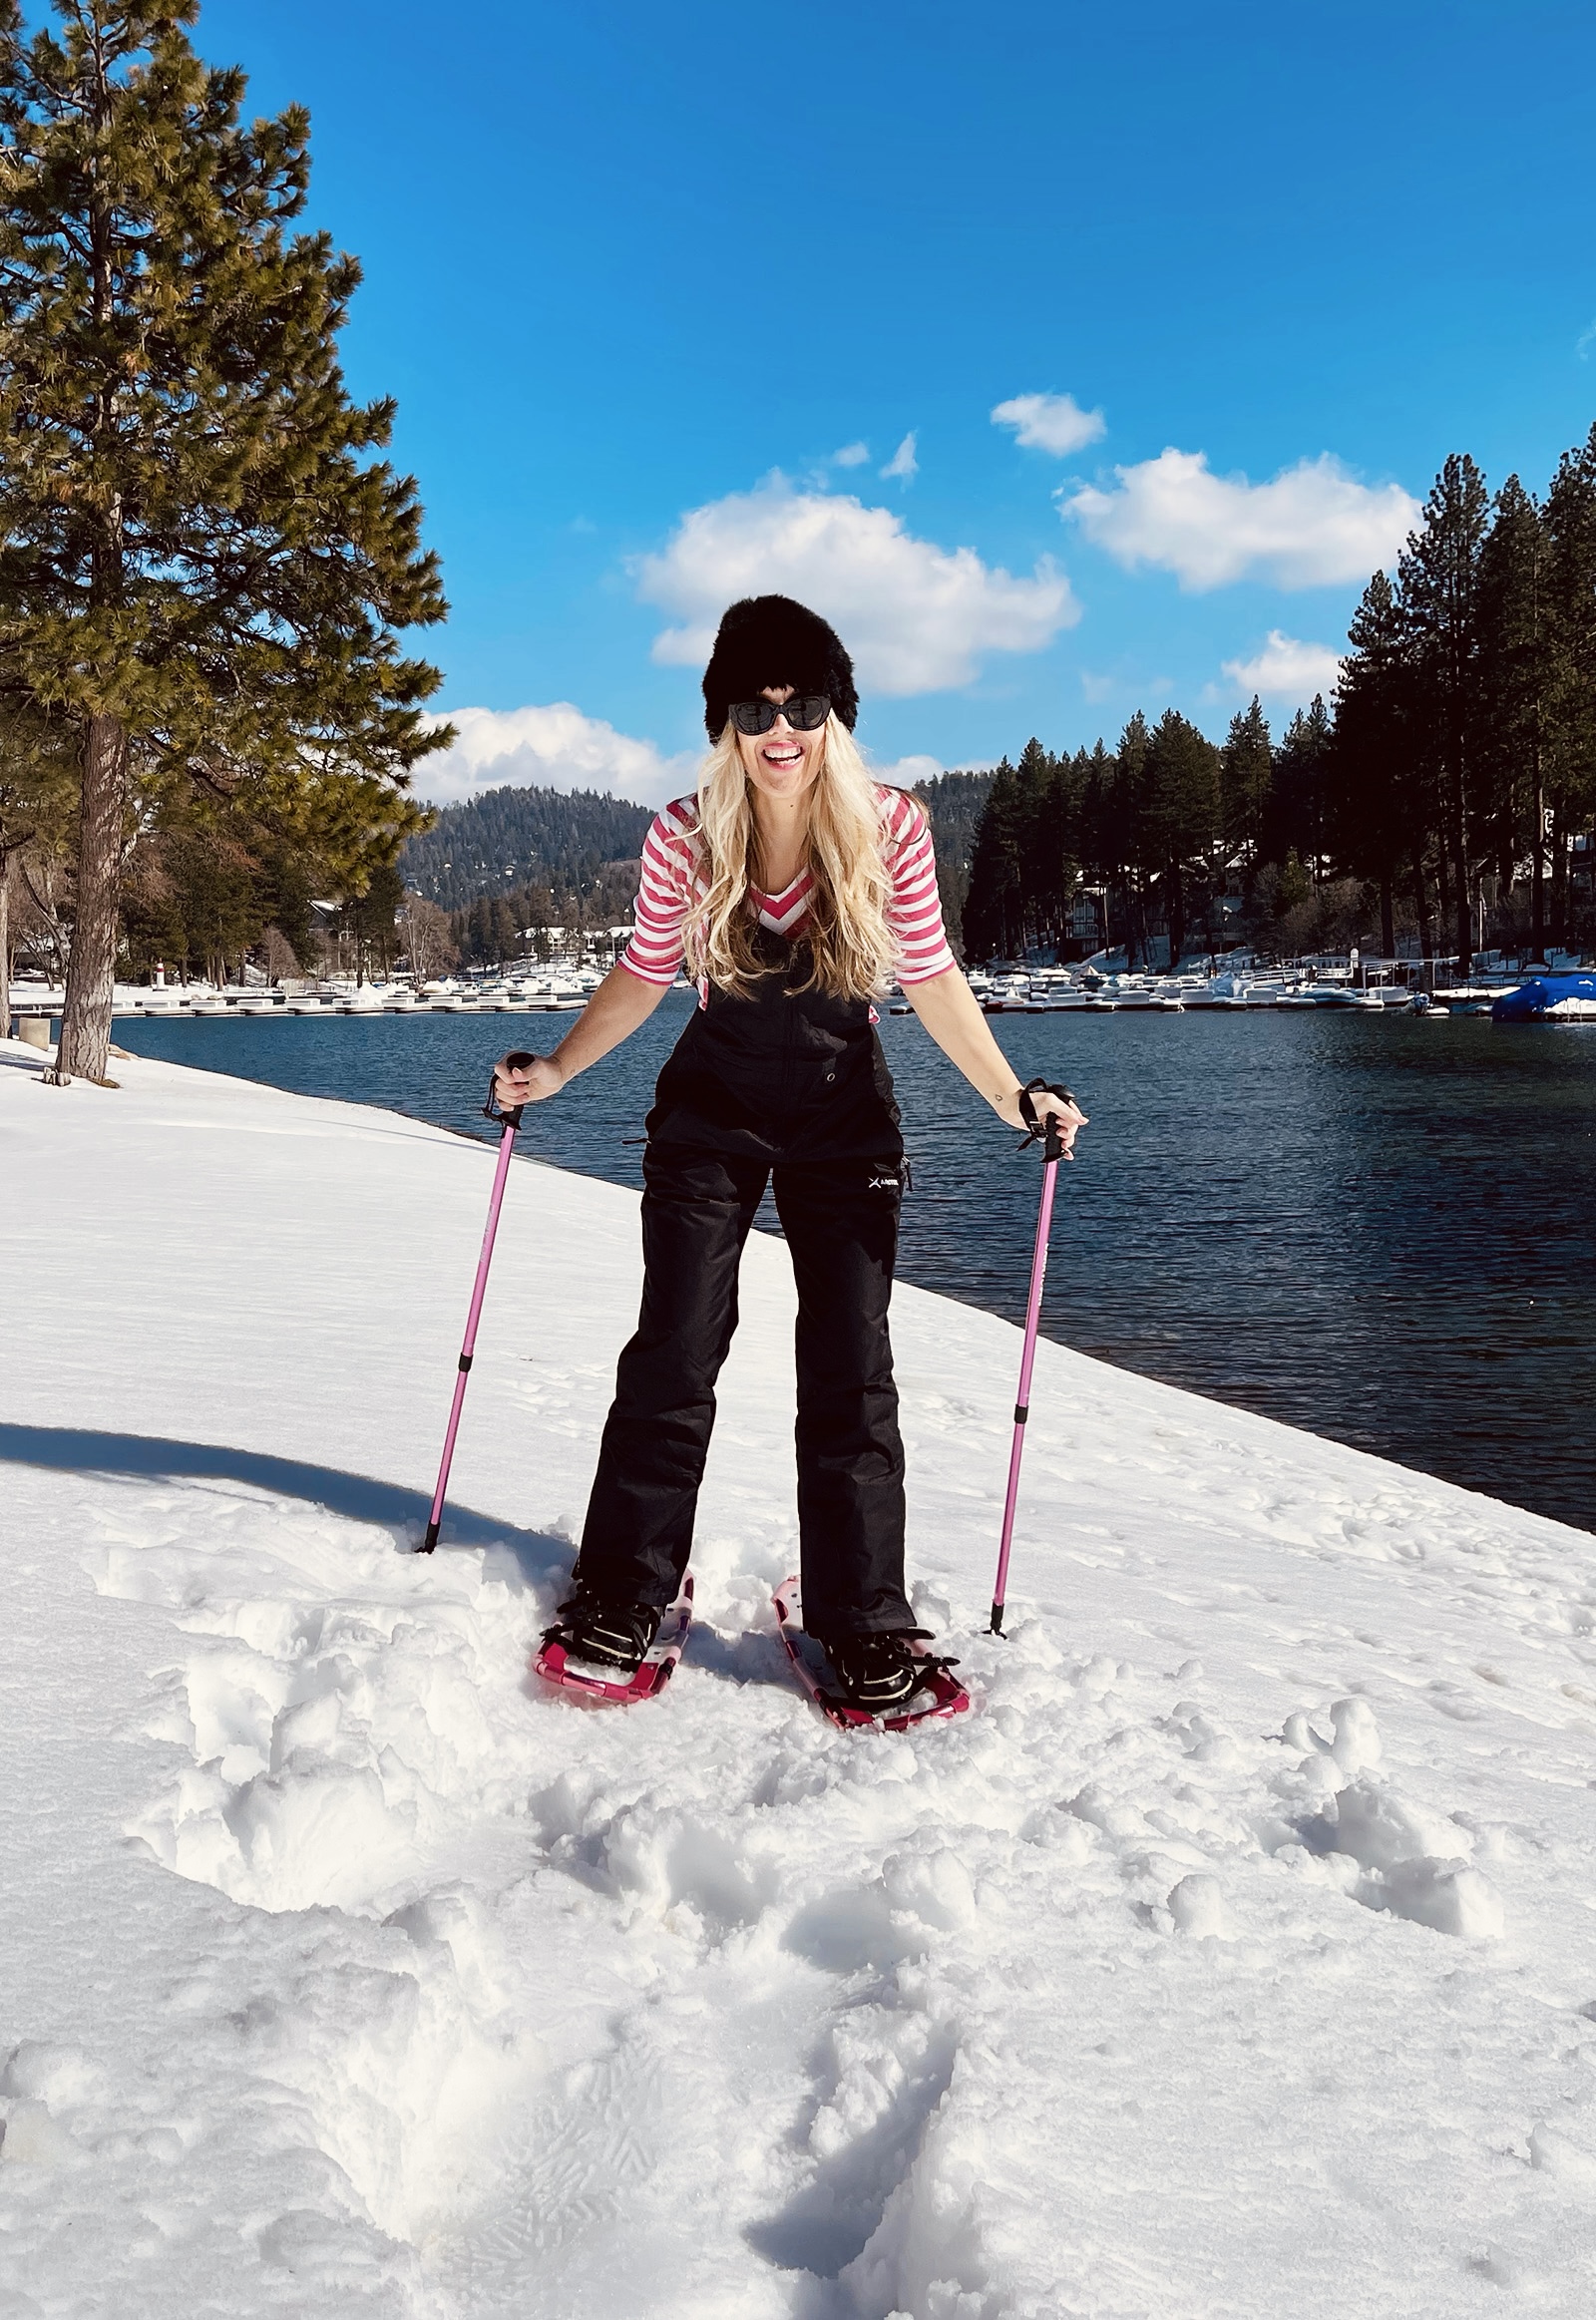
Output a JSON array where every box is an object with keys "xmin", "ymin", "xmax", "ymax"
[{"xmin": 619, "ymin": 784, "xmax": 958, "ymax": 990}]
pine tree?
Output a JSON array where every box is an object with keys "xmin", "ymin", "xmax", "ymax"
[
  {"xmin": 1220, "ymin": 696, "xmax": 1272, "ymax": 880},
  {"xmin": 1038, "ymin": 748, "xmax": 1086, "ymax": 951},
  {"xmin": 1397, "ymin": 455, "xmax": 1491, "ymax": 972},
  {"xmin": 0, "ymin": 2, "xmax": 450, "ymax": 1082},
  {"xmin": 1266, "ymin": 698, "xmax": 1333, "ymax": 882},
  {"xmin": 961, "ymin": 758, "xmax": 1022, "ymax": 961},
  {"xmin": 1476, "ymin": 479, "xmax": 1550, "ymax": 958},
  {"xmin": 1543, "ymin": 424, "xmax": 1596, "ymax": 954},
  {"xmin": 1141, "ymin": 709, "xmax": 1220, "ymax": 969},
  {"xmin": 1074, "ymin": 739, "xmax": 1115, "ymax": 954},
  {"xmin": 1007, "ymin": 736, "xmax": 1078, "ymax": 954},
  {"xmin": 345, "ymin": 859, "xmax": 404, "ymax": 982},
  {"xmin": 1329, "ymin": 573, "xmax": 1410, "ymax": 957},
  {"xmin": 1110, "ymin": 712, "xmax": 1150, "ymax": 964}
]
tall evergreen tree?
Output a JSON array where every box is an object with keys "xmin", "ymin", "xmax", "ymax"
[
  {"xmin": 1397, "ymin": 454, "xmax": 1491, "ymax": 972},
  {"xmin": 1074, "ymin": 739, "xmax": 1115, "ymax": 953},
  {"xmin": 1542, "ymin": 424, "xmax": 1596, "ymax": 952},
  {"xmin": 1141, "ymin": 709, "xmax": 1220, "ymax": 968},
  {"xmin": 1012, "ymin": 735, "xmax": 1064, "ymax": 952},
  {"xmin": 1330, "ymin": 573, "xmax": 1409, "ymax": 957},
  {"xmin": 0, "ymin": 2, "xmax": 450, "ymax": 1083},
  {"xmin": 961, "ymin": 758, "xmax": 1022, "ymax": 960},
  {"xmin": 1109, "ymin": 712, "xmax": 1150, "ymax": 964},
  {"xmin": 1220, "ymin": 696, "xmax": 1273, "ymax": 880},
  {"xmin": 1476, "ymin": 478, "xmax": 1550, "ymax": 957},
  {"xmin": 1266, "ymin": 696, "xmax": 1333, "ymax": 877}
]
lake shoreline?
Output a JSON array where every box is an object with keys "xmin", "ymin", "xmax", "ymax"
[{"xmin": 104, "ymin": 997, "xmax": 1596, "ymax": 1535}]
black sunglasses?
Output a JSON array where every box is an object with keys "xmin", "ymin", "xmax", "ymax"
[{"xmin": 728, "ymin": 694, "xmax": 831, "ymax": 736}]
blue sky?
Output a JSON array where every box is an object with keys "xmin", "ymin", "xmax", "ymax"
[{"xmin": 195, "ymin": 0, "xmax": 1596, "ymax": 803}]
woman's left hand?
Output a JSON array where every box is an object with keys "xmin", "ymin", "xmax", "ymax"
[
  {"xmin": 994, "ymin": 1083, "xmax": 1089, "ymax": 1153},
  {"xmin": 900, "ymin": 969, "xmax": 1090, "ymax": 1156}
]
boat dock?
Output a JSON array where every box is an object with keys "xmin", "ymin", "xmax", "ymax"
[{"xmin": 6, "ymin": 975, "xmax": 598, "ymax": 1028}]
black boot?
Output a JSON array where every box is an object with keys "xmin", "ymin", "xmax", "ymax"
[
  {"xmin": 825, "ymin": 1631, "xmax": 924, "ymax": 1713},
  {"xmin": 544, "ymin": 1587, "xmax": 662, "ymax": 1676}
]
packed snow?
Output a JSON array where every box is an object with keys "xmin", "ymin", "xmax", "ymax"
[{"xmin": 4, "ymin": 1033, "xmax": 1596, "ymax": 2317}]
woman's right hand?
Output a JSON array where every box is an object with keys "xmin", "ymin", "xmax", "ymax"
[{"xmin": 494, "ymin": 1051, "xmax": 565, "ymax": 1110}]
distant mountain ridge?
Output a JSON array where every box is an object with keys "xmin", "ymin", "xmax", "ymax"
[
  {"xmin": 402, "ymin": 769, "xmax": 997, "ymax": 950},
  {"xmin": 401, "ymin": 784, "xmax": 656, "ymax": 913}
]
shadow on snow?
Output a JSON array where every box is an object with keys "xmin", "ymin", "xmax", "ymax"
[{"xmin": 0, "ymin": 1421, "xmax": 567, "ymax": 1585}]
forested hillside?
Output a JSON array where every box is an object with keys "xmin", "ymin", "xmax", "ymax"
[
  {"xmin": 912, "ymin": 767, "xmax": 996, "ymax": 952},
  {"xmin": 961, "ymin": 432, "xmax": 1596, "ymax": 973},
  {"xmin": 407, "ymin": 768, "xmax": 997, "ymax": 967},
  {"xmin": 401, "ymin": 785, "xmax": 655, "ymax": 913}
]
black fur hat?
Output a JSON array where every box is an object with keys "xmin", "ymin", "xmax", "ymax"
[{"xmin": 701, "ymin": 594, "xmax": 858, "ymax": 739}]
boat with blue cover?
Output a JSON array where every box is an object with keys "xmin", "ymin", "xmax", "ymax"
[{"xmin": 1491, "ymin": 973, "xmax": 1596, "ymax": 1023}]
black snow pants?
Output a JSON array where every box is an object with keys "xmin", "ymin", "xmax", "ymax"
[{"xmin": 576, "ymin": 938, "xmax": 914, "ymax": 1638}]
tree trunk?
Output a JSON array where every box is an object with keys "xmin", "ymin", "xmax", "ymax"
[
  {"xmin": 1414, "ymin": 860, "xmax": 1432, "ymax": 972},
  {"xmin": 53, "ymin": 713, "xmax": 128, "ymax": 1085},
  {"xmin": 1379, "ymin": 869, "xmax": 1395, "ymax": 961},
  {"xmin": 1530, "ymin": 778, "xmax": 1547, "ymax": 962},
  {"xmin": 1434, "ymin": 845, "xmax": 1451, "ymax": 971},
  {"xmin": 0, "ymin": 851, "xmax": 10, "ymax": 1040},
  {"xmin": 1165, "ymin": 862, "xmax": 1186, "ymax": 972},
  {"xmin": 1453, "ymin": 861, "xmax": 1472, "ymax": 976},
  {"xmin": 1549, "ymin": 807, "xmax": 1568, "ymax": 953},
  {"xmin": 1452, "ymin": 784, "xmax": 1472, "ymax": 977}
]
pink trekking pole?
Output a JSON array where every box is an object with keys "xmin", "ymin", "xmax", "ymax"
[
  {"xmin": 990, "ymin": 1078, "xmax": 1075, "ymax": 1633},
  {"xmin": 421, "ymin": 1051, "xmax": 537, "ymax": 1553}
]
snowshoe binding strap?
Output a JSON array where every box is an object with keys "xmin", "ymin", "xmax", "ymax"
[
  {"xmin": 543, "ymin": 1591, "xmax": 662, "ymax": 1676},
  {"xmin": 774, "ymin": 1579, "xmax": 970, "ymax": 1731},
  {"xmin": 826, "ymin": 1631, "xmax": 943, "ymax": 1714}
]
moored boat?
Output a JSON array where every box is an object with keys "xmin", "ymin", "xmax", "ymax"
[{"xmin": 1491, "ymin": 973, "xmax": 1596, "ymax": 1023}]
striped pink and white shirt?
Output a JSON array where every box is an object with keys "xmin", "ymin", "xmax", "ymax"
[{"xmin": 619, "ymin": 784, "xmax": 958, "ymax": 992}]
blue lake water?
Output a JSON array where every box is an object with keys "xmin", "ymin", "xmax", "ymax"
[{"xmin": 113, "ymin": 996, "xmax": 1596, "ymax": 1534}]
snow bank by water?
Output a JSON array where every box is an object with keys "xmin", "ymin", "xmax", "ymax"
[{"xmin": 4, "ymin": 1035, "xmax": 1596, "ymax": 2317}]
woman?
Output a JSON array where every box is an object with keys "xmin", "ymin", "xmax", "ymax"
[{"xmin": 495, "ymin": 594, "xmax": 1084, "ymax": 1712}]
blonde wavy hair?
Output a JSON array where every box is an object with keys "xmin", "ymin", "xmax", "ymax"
[{"xmin": 686, "ymin": 712, "xmax": 902, "ymax": 1000}]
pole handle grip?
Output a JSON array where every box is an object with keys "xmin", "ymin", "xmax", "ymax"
[
  {"xmin": 484, "ymin": 1049, "xmax": 539, "ymax": 1129},
  {"xmin": 1017, "ymin": 1076, "xmax": 1074, "ymax": 1163}
]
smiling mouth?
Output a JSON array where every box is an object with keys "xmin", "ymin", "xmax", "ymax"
[{"xmin": 762, "ymin": 745, "xmax": 802, "ymax": 767}]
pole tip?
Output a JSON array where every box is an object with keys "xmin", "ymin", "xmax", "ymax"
[
  {"xmin": 420, "ymin": 1522, "xmax": 439, "ymax": 1555},
  {"xmin": 989, "ymin": 1601, "xmax": 1004, "ymax": 1636}
]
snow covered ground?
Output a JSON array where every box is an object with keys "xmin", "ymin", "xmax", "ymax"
[{"xmin": 5, "ymin": 1035, "xmax": 1596, "ymax": 2319}]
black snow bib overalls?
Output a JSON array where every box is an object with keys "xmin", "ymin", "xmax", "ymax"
[{"xmin": 577, "ymin": 931, "xmax": 915, "ymax": 1638}]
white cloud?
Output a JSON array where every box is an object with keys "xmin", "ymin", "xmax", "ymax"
[
  {"xmin": 634, "ymin": 474, "xmax": 1078, "ymax": 695},
  {"xmin": 992, "ymin": 392, "xmax": 1106, "ymax": 456},
  {"xmin": 1221, "ymin": 630, "xmax": 1344, "ymax": 702},
  {"xmin": 414, "ymin": 707, "xmax": 974, "ymax": 814},
  {"xmin": 864, "ymin": 750, "xmax": 962, "ymax": 790},
  {"xmin": 1578, "ymin": 319, "xmax": 1596, "ymax": 362},
  {"xmin": 1062, "ymin": 449, "xmax": 1418, "ymax": 589},
  {"xmin": 414, "ymin": 703, "xmax": 694, "ymax": 810},
  {"xmin": 830, "ymin": 441, "xmax": 870, "ymax": 467},
  {"xmin": 881, "ymin": 431, "xmax": 919, "ymax": 482}
]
